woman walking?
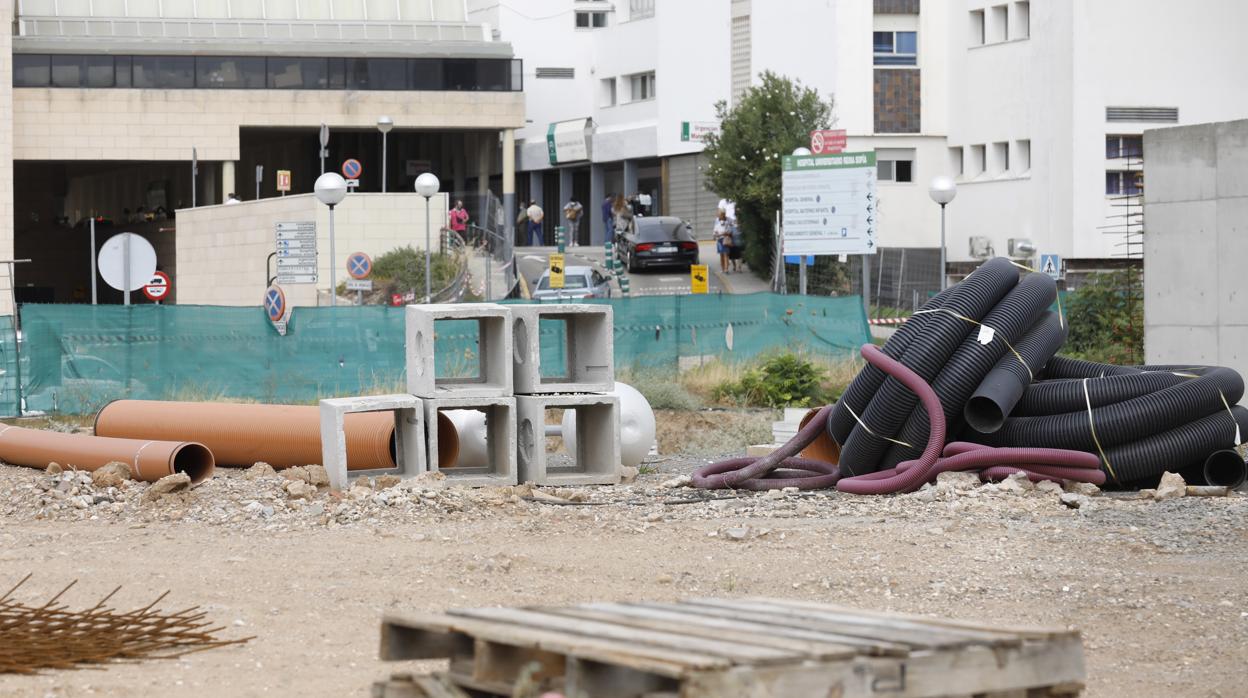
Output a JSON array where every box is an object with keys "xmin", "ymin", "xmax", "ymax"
[
  {"xmin": 713, "ymin": 209, "xmax": 732, "ymax": 273},
  {"xmin": 611, "ymin": 194, "xmax": 634, "ymax": 237}
]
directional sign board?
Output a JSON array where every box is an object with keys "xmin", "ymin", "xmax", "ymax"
[
  {"xmin": 142, "ymin": 271, "xmax": 171, "ymax": 302},
  {"xmin": 275, "ymin": 221, "xmax": 317, "ymax": 284},
  {"xmin": 347, "ymin": 252, "xmax": 372, "ymax": 280},
  {"xmin": 690, "ymin": 264, "xmax": 709, "ymax": 294},
  {"xmin": 781, "ymin": 151, "xmax": 877, "ymax": 256},
  {"xmin": 1040, "ymin": 253, "xmax": 1063, "ymax": 280}
]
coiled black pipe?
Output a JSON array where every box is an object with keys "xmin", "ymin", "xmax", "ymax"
[
  {"xmin": 834, "ymin": 257, "xmax": 1021, "ymax": 475},
  {"xmin": 963, "ymin": 310, "xmax": 1068, "ymax": 433},
  {"xmin": 1009, "ymin": 370, "xmax": 1190, "ymax": 417},
  {"xmin": 1099, "ymin": 406, "xmax": 1248, "ymax": 484},
  {"xmin": 878, "ymin": 273, "xmax": 1057, "ymax": 468},
  {"xmin": 1187, "ymin": 449, "xmax": 1248, "ymax": 489}
]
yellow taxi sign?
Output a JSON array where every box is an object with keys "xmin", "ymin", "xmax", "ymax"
[
  {"xmin": 690, "ymin": 264, "xmax": 709, "ymax": 294},
  {"xmin": 549, "ymin": 253, "xmax": 565, "ymax": 289}
]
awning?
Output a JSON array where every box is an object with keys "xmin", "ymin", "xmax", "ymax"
[{"xmin": 547, "ymin": 118, "xmax": 591, "ymax": 165}]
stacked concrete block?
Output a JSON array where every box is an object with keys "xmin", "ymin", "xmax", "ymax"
[
  {"xmin": 318, "ymin": 394, "xmax": 426, "ymax": 491},
  {"xmin": 510, "ymin": 304, "xmax": 620, "ymax": 485},
  {"xmin": 425, "ymin": 396, "xmax": 517, "ymax": 487}
]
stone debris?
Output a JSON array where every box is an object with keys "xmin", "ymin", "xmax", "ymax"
[
  {"xmin": 143, "ymin": 472, "xmax": 191, "ymax": 500},
  {"xmin": 281, "ymin": 466, "xmax": 311, "ymax": 483},
  {"xmin": 1060, "ymin": 492, "xmax": 1091, "ymax": 509},
  {"xmin": 936, "ymin": 471, "xmax": 982, "ymax": 491},
  {"xmin": 45, "ymin": 462, "xmax": 63, "ymax": 475},
  {"xmin": 1153, "ymin": 472, "xmax": 1187, "ymax": 501},
  {"xmin": 1064, "ymin": 481, "xmax": 1102, "ymax": 497},
  {"xmin": 244, "ymin": 462, "xmax": 277, "ymax": 479},
  {"xmin": 305, "ymin": 464, "xmax": 330, "ymax": 488},
  {"xmin": 285, "ymin": 481, "xmax": 317, "ymax": 500},
  {"xmin": 91, "ymin": 462, "xmax": 132, "ymax": 489},
  {"xmin": 994, "ymin": 472, "xmax": 1035, "ymax": 494}
]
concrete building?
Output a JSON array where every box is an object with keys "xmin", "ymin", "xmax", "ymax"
[
  {"xmin": 1143, "ymin": 119, "xmax": 1248, "ymax": 404},
  {"xmin": 0, "ymin": 0, "xmax": 526, "ymax": 308}
]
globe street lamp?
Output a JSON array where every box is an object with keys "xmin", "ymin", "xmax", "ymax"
[
  {"xmin": 377, "ymin": 116, "xmax": 393, "ymax": 193},
  {"xmin": 928, "ymin": 176, "xmax": 957, "ymax": 290},
  {"xmin": 414, "ymin": 172, "xmax": 441, "ymax": 301},
  {"xmin": 314, "ymin": 172, "xmax": 348, "ymax": 306},
  {"xmin": 792, "ymin": 147, "xmax": 812, "ymax": 156}
]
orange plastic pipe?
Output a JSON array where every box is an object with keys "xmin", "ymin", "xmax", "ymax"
[
  {"xmin": 0, "ymin": 424, "xmax": 214, "ymax": 484},
  {"xmin": 94, "ymin": 400, "xmax": 459, "ymax": 470},
  {"xmin": 798, "ymin": 407, "xmax": 841, "ymax": 464}
]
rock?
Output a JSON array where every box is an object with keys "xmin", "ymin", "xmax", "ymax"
[
  {"xmin": 45, "ymin": 462, "xmax": 63, "ymax": 475},
  {"xmin": 91, "ymin": 462, "xmax": 132, "ymax": 488},
  {"xmin": 374, "ymin": 474, "xmax": 401, "ymax": 490},
  {"xmin": 285, "ymin": 481, "xmax": 317, "ymax": 500},
  {"xmin": 281, "ymin": 466, "xmax": 311, "ymax": 483},
  {"xmin": 244, "ymin": 462, "xmax": 277, "ymax": 479},
  {"xmin": 909, "ymin": 484, "xmax": 940, "ymax": 502},
  {"xmin": 143, "ymin": 473, "xmax": 191, "ymax": 500},
  {"xmin": 1060, "ymin": 492, "xmax": 1090, "ymax": 509},
  {"xmin": 660, "ymin": 475, "xmax": 692, "ymax": 489},
  {"xmin": 936, "ymin": 471, "xmax": 981, "ymax": 491},
  {"xmin": 1153, "ymin": 472, "xmax": 1186, "ymax": 501},
  {"xmin": 619, "ymin": 465, "xmax": 639, "ymax": 484},
  {"xmin": 995, "ymin": 472, "xmax": 1035, "ymax": 493},
  {"xmin": 723, "ymin": 527, "xmax": 751, "ymax": 541},
  {"xmin": 1035, "ymin": 480, "xmax": 1063, "ymax": 495},
  {"xmin": 765, "ymin": 489, "xmax": 785, "ymax": 500},
  {"xmin": 304, "ymin": 464, "xmax": 330, "ymax": 488},
  {"xmin": 1063, "ymin": 481, "xmax": 1101, "ymax": 497}
]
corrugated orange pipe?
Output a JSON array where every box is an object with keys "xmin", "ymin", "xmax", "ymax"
[
  {"xmin": 0, "ymin": 424, "xmax": 214, "ymax": 484},
  {"xmin": 94, "ymin": 400, "xmax": 458, "ymax": 470}
]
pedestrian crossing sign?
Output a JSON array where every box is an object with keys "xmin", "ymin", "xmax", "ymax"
[{"xmin": 1039, "ymin": 254, "xmax": 1062, "ymax": 280}]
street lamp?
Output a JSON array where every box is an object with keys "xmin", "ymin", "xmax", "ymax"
[
  {"xmin": 415, "ymin": 172, "xmax": 441, "ymax": 302},
  {"xmin": 314, "ymin": 172, "xmax": 348, "ymax": 306},
  {"xmin": 792, "ymin": 147, "xmax": 812, "ymax": 156},
  {"xmin": 928, "ymin": 175, "xmax": 957, "ymax": 290},
  {"xmin": 377, "ymin": 116, "xmax": 393, "ymax": 193}
]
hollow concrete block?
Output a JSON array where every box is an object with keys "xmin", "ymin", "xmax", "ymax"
[
  {"xmin": 406, "ymin": 303, "xmax": 513, "ymax": 399},
  {"xmin": 517, "ymin": 394, "xmax": 620, "ymax": 486},
  {"xmin": 511, "ymin": 304, "xmax": 614, "ymax": 395},
  {"xmin": 425, "ymin": 396, "xmax": 517, "ymax": 487},
  {"xmin": 318, "ymin": 394, "xmax": 425, "ymax": 491}
]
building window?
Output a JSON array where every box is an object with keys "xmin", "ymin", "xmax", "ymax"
[
  {"xmin": 1015, "ymin": 1, "xmax": 1030, "ymax": 38},
  {"xmin": 1106, "ymin": 171, "xmax": 1143, "ymax": 196},
  {"xmin": 132, "ymin": 56, "xmax": 195, "ymax": 89},
  {"xmin": 1016, "ymin": 139, "xmax": 1031, "ymax": 172},
  {"xmin": 195, "ymin": 56, "xmax": 266, "ymax": 88},
  {"xmin": 576, "ymin": 11, "xmax": 608, "ymax": 28},
  {"xmin": 949, "ymin": 147, "xmax": 965, "ymax": 176},
  {"xmin": 51, "ymin": 55, "xmax": 115, "ymax": 88},
  {"xmin": 628, "ymin": 71, "xmax": 655, "ymax": 102},
  {"xmin": 730, "ymin": 14, "xmax": 751, "ymax": 105},
  {"xmin": 877, "ymin": 159, "xmax": 914, "ymax": 183},
  {"xmin": 1106, "ymin": 135, "xmax": 1143, "ymax": 159},
  {"xmin": 535, "ymin": 67, "xmax": 575, "ymax": 79},
  {"xmin": 991, "ymin": 5, "xmax": 1008, "ymax": 42},
  {"xmin": 600, "ymin": 77, "xmax": 617, "ymax": 107},
  {"xmin": 630, "ymin": 0, "xmax": 654, "ymax": 20},
  {"xmin": 268, "ymin": 57, "xmax": 329, "ymax": 89},
  {"xmin": 993, "ymin": 141, "xmax": 1009, "ymax": 173},
  {"xmin": 970, "ymin": 144, "xmax": 986, "ymax": 176},
  {"xmin": 970, "ymin": 10, "xmax": 985, "ymax": 46},
  {"xmin": 873, "ymin": 31, "xmax": 918, "ymax": 66}
]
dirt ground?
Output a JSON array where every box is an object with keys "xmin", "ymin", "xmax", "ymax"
[{"xmin": 1, "ymin": 451, "xmax": 1246, "ymax": 697}]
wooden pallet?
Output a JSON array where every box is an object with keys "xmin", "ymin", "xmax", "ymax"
[{"xmin": 375, "ymin": 598, "xmax": 1085, "ymax": 698}]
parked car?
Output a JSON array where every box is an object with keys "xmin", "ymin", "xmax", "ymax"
[
  {"xmin": 532, "ymin": 265, "xmax": 612, "ymax": 301},
  {"xmin": 616, "ymin": 216, "xmax": 699, "ymax": 272}
]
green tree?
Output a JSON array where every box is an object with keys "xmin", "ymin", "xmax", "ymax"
[
  {"xmin": 702, "ymin": 72, "xmax": 835, "ymax": 278},
  {"xmin": 1064, "ymin": 270, "xmax": 1143, "ymax": 364}
]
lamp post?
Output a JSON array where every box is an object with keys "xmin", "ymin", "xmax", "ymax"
[
  {"xmin": 314, "ymin": 172, "xmax": 348, "ymax": 306},
  {"xmin": 377, "ymin": 116, "xmax": 393, "ymax": 193},
  {"xmin": 928, "ymin": 175, "xmax": 957, "ymax": 290},
  {"xmin": 415, "ymin": 172, "xmax": 441, "ymax": 302}
]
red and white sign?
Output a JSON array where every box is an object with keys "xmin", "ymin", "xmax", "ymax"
[
  {"xmin": 810, "ymin": 129, "xmax": 848, "ymax": 155},
  {"xmin": 142, "ymin": 271, "xmax": 171, "ymax": 302}
]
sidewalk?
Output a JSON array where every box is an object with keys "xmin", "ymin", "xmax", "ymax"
[{"xmin": 698, "ymin": 240, "xmax": 771, "ymax": 294}]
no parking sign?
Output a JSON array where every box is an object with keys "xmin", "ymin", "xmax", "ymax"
[{"xmin": 264, "ymin": 284, "xmax": 291, "ymax": 336}]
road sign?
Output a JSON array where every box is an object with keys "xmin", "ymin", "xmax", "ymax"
[
  {"xmin": 275, "ymin": 221, "xmax": 317, "ymax": 284},
  {"xmin": 264, "ymin": 284, "xmax": 291, "ymax": 335},
  {"xmin": 1040, "ymin": 254, "xmax": 1063, "ymax": 280},
  {"xmin": 781, "ymin": 151, "xmax": 877, "ymax": 256},
  {"xmin": 277, "ymin": 169, "xmax": 291, "ymax": 193},
  {"xmin": 98, "ymin": 233, "xmax": 157, "ymax": 292},
  {"xmin": 690, "ymin": 264, "xmax": 709, "ymax": 294},
  {"xmin": 347, "ymin": 252, "xmax": 372, "ymax": 280},
  {"xmin": 346, "ymin": 279, "xmax": 373, "ymax": 292},
  {"xmin": 342, "ymin": 158, "xmax": 363, "ymax": 180},
  {"xmin": 142, "ymin": 271, "xmax": 171, "ymax": 302},
  {"xmin": 810, "ymin": 129, "xmax": 848, "ymax": 155},
  {"xmin": 549, "ymin": 253, "xmax": 565, "ymax": 289}
]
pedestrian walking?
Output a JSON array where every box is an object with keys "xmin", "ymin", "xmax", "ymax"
[
  {"xmin": 713, "ymin": 209, "xmax": 733, "ymax": 273},
  {"xmin": 729, "ymin": 217, "xmax": 745, "ymax": 272},
  {"xmin": 448, "ymin": 200, "xmax": 469, "ymax": 241},
  {"xmin": 602, "ymin": 194, "xmax": 614, "ymax": 236},
  {"xmin": 526, "ymin": 200, "xmax": 545, "ymax": 246},
  {"xmin": 611, "ymin": 194, "xmax": 634, "ymax": 237},
  {"xmin": 563, "ymin": 199, "xmax": 583, "ymax": 246}
]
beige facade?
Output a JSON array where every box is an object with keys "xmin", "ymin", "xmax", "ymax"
[
  {"xmin": 176, "ymin": 192, "xmax": 448, "ymax": 307},
  {"xmin": 0, "ymin": 0, "xmax": 14, "ymax": 314}
]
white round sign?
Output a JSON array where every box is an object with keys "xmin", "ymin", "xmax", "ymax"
[{"xmin": 98, "ymin": 233, "xmax": 157, "ymax": 293}]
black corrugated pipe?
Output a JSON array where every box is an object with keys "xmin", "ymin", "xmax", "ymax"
[
  {"xmin": 963, "ymin": 310, "xmax": 1068, "ymax": 433},
  {"xmin": 1008, "ymin": 370, "xmax": 1189, "ymax": 418},
  {"xmin": 1097, "ymin": 406, "xmax": 1248, "ymax": 485},
  {"xmin": 1190, "ymin": 449, "xmax": 1248, "ymax": 489}
]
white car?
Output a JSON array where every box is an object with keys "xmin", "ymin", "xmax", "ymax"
[{"xmin": 532, "ymin": 265, "xmax": 612, "ymax": 301}]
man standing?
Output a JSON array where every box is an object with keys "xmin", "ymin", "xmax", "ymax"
[
  {"xmin": 563, "ymin": 199, "xmax": 583, "ymax": 246},
  {"xmin": 448, "ymin": 200, "xmax": 469, "ymax": 241},
  {"xmin": 526, "ymin": 200, "xmax": 545, "ymax": 246},
  {"xmin": 601, "ymin": 194, "xmax": 614, "ymax": 238}
]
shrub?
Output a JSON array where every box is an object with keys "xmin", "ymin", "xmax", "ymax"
[
  {"xmin": 370, "ymin": 245, "xmax": 460, "ymax": 296},
  {"xmin": 1063, "ymin": 270, "xmax": 1143, "ymax": 364},
  {"xmin": 714, "ymin": 354, "xmax": 829, "ymax": 408}
]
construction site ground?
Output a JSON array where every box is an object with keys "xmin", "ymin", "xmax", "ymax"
[{"xmin": 1, "ymin": 411, "xmax": 1246, "ymax": 697}]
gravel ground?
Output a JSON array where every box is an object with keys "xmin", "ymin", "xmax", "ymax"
[{"xmin": 1, "ymin": 454, "xmax": 1246, "ymax": 697}]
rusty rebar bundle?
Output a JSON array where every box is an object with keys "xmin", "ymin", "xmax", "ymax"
[{"xmin": 0, "ymin": 574, "xmax": 252, "ymax": 674}]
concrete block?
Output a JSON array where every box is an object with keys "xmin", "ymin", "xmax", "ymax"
[
  {"xmin": 426, "ymin": 396, "xmax": 517, "ymax": 486},
  {"xmin": 1144, "ymin": 123, "xmax": 1217, "ymax": 204},
  {"xmin": 511, "ymin": 304, "xmax": 614, "ymax": 394},
  {"xmin": 1142, "ymin": 200, "xmax": 1218, "ymax": 327},
  {"xmin": 406, "ymin": 303, "xmax": 513, "ymax": 398},
  {"xmin": 1216, "ymin": 197, "xmax": 1248, "ymax": 326},
  {"xmin": 517, "ymin": 394, "xmax": 620, "ymax": 486},
  {"xmin": 1216, "ymin": 119, "xmax": 1248, "ymax": 199},
  {"xmin": 318, "ymin": 394, "xmax": 425, "ymax": 491}
]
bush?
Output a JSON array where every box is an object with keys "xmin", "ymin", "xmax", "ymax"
[
  {"xmin": 714, "ymin": 354, "xmax": 828, "ymax": 408},
  {"xmin": 625, "ymin": 373, "xmax": 703, "ymax": 411},
  {"xmin": 1063, "ymin": 270, "xmax": 1143, "ymax": 364},
  {"xmin": 370, "ymin": 246, "xmax": 460, "ymax": 296}
]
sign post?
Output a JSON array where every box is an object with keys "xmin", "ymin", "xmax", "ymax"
[
  {"xmin": 142, "ymin": 271, "xmax": 171, "ymax": 303},
  {"xmin": 98, "ymin": 233, "xmax": 157, "ymax": 306},
  {"xmin": 342, "ymin": 159, "xmax": 362, "ymax": 190},
  {"xmin": 264, "ymin": 284, "xmax": 290, "ymax": 336},
  {"xmin": 549, "ymin": 253, "xmax": 565, "ymax": 289},
  {"xmin": 346, "ymin": 252, "xmax": 373, "ymax": 305},
  {"xmin": 255, "ymin": 164, "xmax": 264, "ymax": 201},
  {"xmin": 275, "ymin": 221, "xmax": 318, "ymax": 285},
  {"xmin": 89, "ymin": 217, "xmax": 98, "ymax": 304},
  {"xmin": 191, "ymin": 147, "xmax": 198, "ymax": 208},
  {"xmin": 319, "ymin": 124, "xmax": 329, "ymax": 174},
  {"xmin": 690, "ymin": 264, "xmax": 709, "ymax": 294},
  {"xmin": 277, "ymin": 169, "xmax": 291, "ymax": 196},
  {"xmin": 1040, "ymin": 254, "xmax": 1063, "ymax": 280}
]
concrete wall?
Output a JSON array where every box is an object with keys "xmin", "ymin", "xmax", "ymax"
[
  {"xmin": 0, "ymin": 0, "xmax": 13, "ymax": 314},
  {"xmin": 175, "ymin": 192, "xmax": 447, "ymax": 307},
  {"xmin": 1143, "ymin": 119, "xmax": 1248, "ymax": 404}
]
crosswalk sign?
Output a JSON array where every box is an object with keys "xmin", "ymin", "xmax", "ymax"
[{"xmin": 1039, "ymin": 254, "xmax": 1062, "ymax": 280}]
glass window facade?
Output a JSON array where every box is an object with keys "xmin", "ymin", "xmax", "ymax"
[{"xmin": 12, "ymin": 54, "xmax": 523, "ymax": 92}]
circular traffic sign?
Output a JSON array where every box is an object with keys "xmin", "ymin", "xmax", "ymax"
[
  {"xmin": 142, "ymin": 271, "xmax": 171, "ymax": 301},
  {"xmin": 341, "ymin": 158, "xmax": 363, "ymax": 180},
  {"xmin": 264, "ymin": 285, "xmax": 286, "ymax": 322},
  {"xmin": 811, "ymin": 131, "xmax": 825, "ymax": 154},
  {"xmin": 347, "ymin": 252, "xmax": 372, "ymax": 280},
  {"xmin": 98, "ymin": 233, "xmax": 157, "ymax": 292}
]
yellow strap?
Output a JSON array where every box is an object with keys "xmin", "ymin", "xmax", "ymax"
[
  {"xmin": 911, "ymin": 308, "xmax": 1034, "ymax": 381},
  {"xmin": 1083, "ymin": 378, "xmax": 1119, "ymax": 484},
  {"xmin": 1218, "ymin": 390, "xmax": 1242, "ymax": 446},
  {"xmin": 842, "ymin": 401, "xmax": 915, "ymax": 449}
]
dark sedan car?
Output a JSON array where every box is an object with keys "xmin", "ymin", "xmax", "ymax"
[{"xmin": 617, "ymin": 216, "xmax": 699, "ymax": 272}]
